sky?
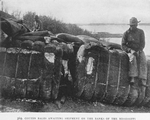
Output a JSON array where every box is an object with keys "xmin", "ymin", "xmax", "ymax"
[{"xmin": 1, "ymin": 0, "xmax": 150, "ymax": 24}]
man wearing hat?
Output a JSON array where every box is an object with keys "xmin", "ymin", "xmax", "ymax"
[
  {"xmin": 121, "ymin": 17, "xmax": 147, "ymax": 87},
  {"xmin": 33, "ymin": 15, "xmax": 43, "ymax": 31}
]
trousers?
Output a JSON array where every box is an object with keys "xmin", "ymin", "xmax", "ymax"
[{"xmin": 128, "ymin": 51, "xmax": 147, "ymax": 79}]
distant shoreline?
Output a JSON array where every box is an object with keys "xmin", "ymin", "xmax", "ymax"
[
  {"xmin": 77, "ymin": 23, "xmax": 150, "ymax": 26},
  {"xmin": 94, "ymin": 32, "xmax": 123, "ymax": 38}
]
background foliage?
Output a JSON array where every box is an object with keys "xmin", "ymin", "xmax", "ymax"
[
  {"xmin": 22, "ymin": 12, "xmax": 97, "ymax": 38},
  {"xmin": 1, "ymin": 10, "xmax": 100, "ymax": 39}
]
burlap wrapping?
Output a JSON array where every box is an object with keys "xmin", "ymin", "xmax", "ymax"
[{"xmin": 75, "ymin": 42, "xmax": 150, "ymax": 107}]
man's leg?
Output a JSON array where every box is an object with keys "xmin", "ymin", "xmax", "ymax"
[
  {"xmin": 138, "ymin": 51, "xmax": 148, "ymax": 87},
  {"xmin": 128, "ymin": 53, "xmax": 138, "ymax": 84}
]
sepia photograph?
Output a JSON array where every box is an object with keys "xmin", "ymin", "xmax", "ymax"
[{"xmin": 0, "ymin": 0, "xmax": 150, "ymax": 119}]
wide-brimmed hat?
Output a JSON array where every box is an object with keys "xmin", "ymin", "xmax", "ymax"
[{"xmin": 129, "ymin": 17, "xmax": 140, "ymax": 25}]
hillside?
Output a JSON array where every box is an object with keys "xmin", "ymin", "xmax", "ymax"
[{"xmin": 0, "ymin": 11, "xmax": 15, "ymax": 19}]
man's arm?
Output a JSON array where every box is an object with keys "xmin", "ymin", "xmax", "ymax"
[
  {"xmin": 139, "ymin": 29, "xmax": 145, "ymax": 51},
  {"xmin": 121, "ymin": 32, "xmax": 132, "ymax": 53}
]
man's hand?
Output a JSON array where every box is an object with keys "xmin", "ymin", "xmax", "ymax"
[{"xmin": 130, "ymin": 49, "xmax": 136, "ymax": 54}]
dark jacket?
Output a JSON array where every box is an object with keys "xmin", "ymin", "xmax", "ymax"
[
  {"xmin": 34, "ymin": 19, "xmax": 43, "ymax": 31},
  {"xmin": 121, "ymin": 28, "xmax": 145, "ymax": 52}
]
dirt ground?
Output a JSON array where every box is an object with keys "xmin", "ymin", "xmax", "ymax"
[{"xmin": 0, "ymin": 97, "xmax": 150, "ymax": 113}]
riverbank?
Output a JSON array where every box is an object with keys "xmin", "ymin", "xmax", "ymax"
[
  {"xmin": 0, "ymin": 98, "xmax": 150, "ymax": 112},
  {"xmin": 95, "ymin": 32, "xmax": 123, "ymax": 38}
]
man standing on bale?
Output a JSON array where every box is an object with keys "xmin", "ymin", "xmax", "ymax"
[
  {"xmin": 121, "ymin": 17, "xmax": 148, "ymax": 87},
  {"xmin": 33, "ymin": 15, "xmax": 43, "ymax": 31}
]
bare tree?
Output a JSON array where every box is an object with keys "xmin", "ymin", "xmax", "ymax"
[
  {"xmin": 23, "ymin": 12, "xmax": 36, "ymax": 30},
  {"xmin": 11, "ymin": 10, "xmax": 22, "ymax": 19},
  {"xmin": 0, "ymin": 0, "xmax": 3, "ymax": 11}
]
